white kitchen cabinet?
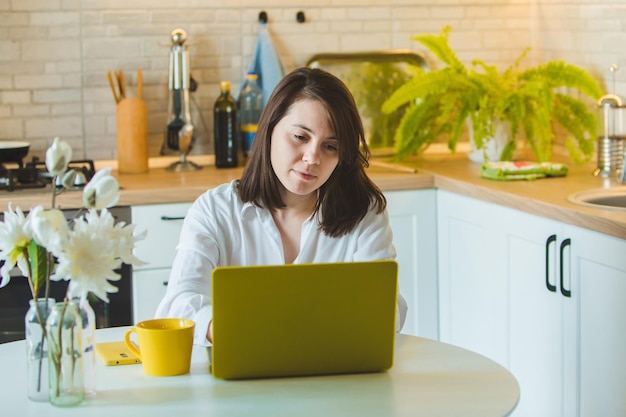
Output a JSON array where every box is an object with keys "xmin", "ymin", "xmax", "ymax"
[
  {"xmin": 506, "ymin": 210, "xmax": 576, "ymax": 417},
  {"xmin": 438, "ymin": 189, "xmax": 626, "ymax": 417},
  {"xmin": 385, "ymin": 189, "xmax": 438, "ymax": 339},
  {"xmin": 438, "ymin": 190, "xmax": 572, "ymax": 416},
  {"xmin": 132, "ymin": 269, "xmax": 171, "ymax": 324},
  {"xmin": 436, "ymin": 190, "xmax": 509, "ymax": 365},
  {"xmin": 131, "ymin": 202, "xmax": 192, "ymax": 323},
  {"xmin": 568, "ymin": 225, "xmax": 626, "ymax": 417}
]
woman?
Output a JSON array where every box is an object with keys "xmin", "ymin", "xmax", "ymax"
[{"xmin": 155, "ymin": 67, "xmax": 407, "ymax": 345}]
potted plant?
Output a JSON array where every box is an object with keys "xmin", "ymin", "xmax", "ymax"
[{"xmin": 382, "ymin": 25, "xmax": 604, "ymax": 163}]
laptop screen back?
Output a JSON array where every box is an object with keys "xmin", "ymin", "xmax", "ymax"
[{"xmin": 211, "ymin": 260, "xmax": 398, "ymax": 380}]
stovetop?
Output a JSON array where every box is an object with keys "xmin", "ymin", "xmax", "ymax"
[{"xmin": 0, "ymin": 157, "xmax": 96, "ymax": 193}]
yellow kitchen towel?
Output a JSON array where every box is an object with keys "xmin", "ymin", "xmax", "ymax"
[{"xmin": 481, "ymin": 161, "xmax": 568, "ymax": 181}]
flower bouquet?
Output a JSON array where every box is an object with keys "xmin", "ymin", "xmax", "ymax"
[{"xmin": 0, "ymin": 138, "xmax": 146, "ymax": 406}]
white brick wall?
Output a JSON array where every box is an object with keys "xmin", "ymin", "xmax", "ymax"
[{"xmin": 0, "ymin": 0, "xmax": 621, "ymax": 161}]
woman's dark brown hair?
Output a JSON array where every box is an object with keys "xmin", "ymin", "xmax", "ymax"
[{"xmin": 238, "ymin": 67, "xmax": 386, "ymax": 237}]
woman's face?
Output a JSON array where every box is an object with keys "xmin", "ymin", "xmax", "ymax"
[{"xmin": 270, "ymin": 99, "xmax": 340, "ymax": 200}]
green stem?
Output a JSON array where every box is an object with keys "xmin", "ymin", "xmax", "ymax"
[
  {"xmin": 23, "ymin": 247, "xmax": 50, "ymax": 395},
  {"xmin": 52, "ymin": 300, "xmax": 69, "ymax": 398},
  {"xmin": 51, "ymin": 175, "xmax": 58, "ymax": 209}
]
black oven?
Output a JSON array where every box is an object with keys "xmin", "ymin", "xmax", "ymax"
[{"xmin": 0, "ymin": 205, "xmax": 134, "ymax": 344}]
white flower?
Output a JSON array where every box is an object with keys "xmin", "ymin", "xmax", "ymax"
[
  {"xmin": 0, "ymin": 140, "xmax": 146, "ymax": 305},
  {"xmin": 45, "ymin": 137, "xmax": 72, "ymax": 177},
  {"xmin": 82, "ymin": 167, "xmax": 120, "ymax": 209},
  {"xmin": 0, "ymin": 205, "xmax": 31, "ymax": 287},
  {"xmin": 110, "ymin": 221, "xmax": 147, "ymax": 266},
  {"xmin": 25, "ymin": 205, "xmax": 69, "ymax": 255},
  {"xmin": 60, "ymin": 169, "xmax": 77, "ymax": 189},
  {"xmin": 51, "ymin": 209, "xmax": 123, "ymax": 303}
]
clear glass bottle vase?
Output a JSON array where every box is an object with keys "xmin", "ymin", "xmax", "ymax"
[
  {"xmin": 74, "ymin": 298, "xmax": 96, "ymax": 398},
  {"xmin": 25, "ymin": 298, "xmax": 55, "ymax": 402},
  {"xmin": 46, "ymin": 301, "xmax": 84, "ymax": 407}
]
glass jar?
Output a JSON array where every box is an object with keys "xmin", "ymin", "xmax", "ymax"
[
  {"xmin": 25, "ymin": 298, "xmax": 55, "ymax": 402},
  {"xmin": 46, "ymin": 301, "xmax": 84, "ymax": 407},
  {"xmin": 74, "ymin": 298, "xmax": 96, "ymax": 398}
]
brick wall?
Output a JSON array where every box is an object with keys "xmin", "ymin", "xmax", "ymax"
[{"xmin": 0, "ymin": 0, "xmax": 622, "ymax": 161}]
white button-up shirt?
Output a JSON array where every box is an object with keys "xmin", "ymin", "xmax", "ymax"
[{"xmin": 155, "ymin": 180, "xmax": 407, "ymax": 346}]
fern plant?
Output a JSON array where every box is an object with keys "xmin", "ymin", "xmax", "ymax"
[{"xmin": 382, "ymin": 26, "xmax": 604, "ymax": 163}]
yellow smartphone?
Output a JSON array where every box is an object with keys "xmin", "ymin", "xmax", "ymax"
[{"xmin": 95, "ymin": 341, "xmax": 141, "ymax": 366}]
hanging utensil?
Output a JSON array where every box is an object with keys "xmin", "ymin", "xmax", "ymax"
[
  {"xmin": 137, "ymin": 68, "xmax": 143, "ymax": 100},
  {"xmin": 107, "ymin": 71, "xmax": 121, "ymax": 104},
  {"xmin": 116, "ymin": 69, "xmax": 126, "ymax": 100}
]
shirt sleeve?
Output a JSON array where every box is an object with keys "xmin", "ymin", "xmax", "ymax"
[
  {"xmin": 353, "ymin": 208, "xmax": 408, "ymax": 333},
  {"xmin": 154, "ymin": 196, "xmax": 218, "ymax": 347}
]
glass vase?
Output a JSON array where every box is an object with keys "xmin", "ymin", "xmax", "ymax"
[
  {"xmin": 74, "ymin": 298, "xmax": 96, "ymax": 398},
  {"xmin": 25, "ymin": 298, "xmax": 55, "ymax": 402},
  {"xmin": 46, "ymin": 301, "xmax": 84, "ymax": 407}
]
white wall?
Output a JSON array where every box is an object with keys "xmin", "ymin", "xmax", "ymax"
[{"xmin": 0, "ymin": 0, "xmax": 621, "ymax": 161}]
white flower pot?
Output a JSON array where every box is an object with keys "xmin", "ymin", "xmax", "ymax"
[{"xmin": 467, "ymin": 118, "xmax": 513, "ymax": 163}]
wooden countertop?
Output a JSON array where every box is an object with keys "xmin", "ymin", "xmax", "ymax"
[
  {"xmin": 412, "ymin": 152, "xmax": 626, "ymax": 240},
  {"xmin": 2, "ymin": 152, "xmax": 626, "ymax": 240}
]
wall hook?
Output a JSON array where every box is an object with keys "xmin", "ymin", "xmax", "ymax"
[
  {"xmin": 296, "ymin": 11, "xmax": 306, "ymax": 23},
  {"xmin": 258, "ymin": 11, "xmax": 268, "ymax": 24}
]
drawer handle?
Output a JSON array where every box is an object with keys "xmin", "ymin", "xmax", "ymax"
[
  {"xmin": 160, "ymin": 216, "xmax": 185, "ymax": 221},
  {"xmin": 162, "ymin": 281, "xmax": 169, "ymax": 287},
  {"xmin": 545, "ymin": 234, "xmax": 557, "ymax": 292},
  {"xmin": 559, "ymin": 238, "xmax": 571, "ymax": 298}
]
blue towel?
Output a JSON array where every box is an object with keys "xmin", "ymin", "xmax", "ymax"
[{"xmin": 241, "ymin": 24, "xmax": 285, "ymax": 107}]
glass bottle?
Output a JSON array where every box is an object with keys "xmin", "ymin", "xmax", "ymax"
[
  {"xmin": 214, "ymin": 80, "xmax": 238, "ymax": 168},
  {"xmin": 73, "ymin": 298, "xmax": 96, "ymax": 398},
  {"xmin": 46, "ymin": 301, "xmax": 84, "ymax": 407},
  {"xmin": 25, "ymin": 298, "xmax": 55, "ymax": 402},
  {"xmin": 237, "ymin": 72, "xmax": 263, "ymax": 158}
]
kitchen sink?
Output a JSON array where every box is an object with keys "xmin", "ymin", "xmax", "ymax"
[{"xmin": 567, "ymin": 187, "xmax": 626, "ymax": 211}]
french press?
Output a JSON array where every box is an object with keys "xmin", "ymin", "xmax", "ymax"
[
  {"xmin": 162, "ymin": 28, "xmax": 201, "ymax": 171},
  {"xmin": 595, "ymin": 65, "xmax": 626, "ymax": 177}
]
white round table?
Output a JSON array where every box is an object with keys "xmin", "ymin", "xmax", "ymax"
[{"xmin": 2, "ymin": 327, "xmax": 519, "ymax": 416}]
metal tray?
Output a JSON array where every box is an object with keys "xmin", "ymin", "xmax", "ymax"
[{"xmin": 306, "ymin": 50, "xmax": 429, "ymax": 154}]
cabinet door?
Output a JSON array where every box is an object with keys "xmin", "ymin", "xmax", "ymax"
[
  {"xmin": 437, "ymin": 190, "xmax": 508, "ymax": 365},
  {"xmin": 131, "ymin": 203, "xmax": 191, "ymax": 269},
  {"xmin": 568, "ymin": 225, "xmax": 626, "ymax": 417},
  {"xmin": 385, "ymin": 189, "xmax": 437, "ymax": 338},
  {"xmin": 506, "ymin": 211, "xmax": 574, "ymax": 417},
  {"xmin": 132, "ymin": 268, "xmax": 170, "ymax": 323}
]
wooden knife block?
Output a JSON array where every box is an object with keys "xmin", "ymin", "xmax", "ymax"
[{"xmin": 116, "ymin": 98, "xmax": 149, "ymax": 174}]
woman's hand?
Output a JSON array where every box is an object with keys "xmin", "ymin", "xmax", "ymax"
[{"xmin": 207, "ymin": 320, "xmax": 213, "ymax": 343}]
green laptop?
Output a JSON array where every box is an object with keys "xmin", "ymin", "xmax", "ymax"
[{"xmin": 210, "ymin": 260, "xmax": 398, "ymax": 380}]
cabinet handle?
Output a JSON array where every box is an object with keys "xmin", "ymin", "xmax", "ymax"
[
  {"xmin": 559, "ymin": 238, "xmax": 572, "ymax": 298},
  {"xmin": 160, "ymin": 216, "xmax": 185, "ymax": 221},
  {"xmin": 545, "ymin": 234, "xmax": 557, "ymax": 292}
]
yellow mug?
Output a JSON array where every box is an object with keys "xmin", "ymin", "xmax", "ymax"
[{"xmin": 124, "ymin": 318, "xmax": 195, "ymax": 376}]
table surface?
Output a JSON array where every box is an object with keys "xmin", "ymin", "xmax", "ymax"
[{"xmin": 2, "ymin": 327, "xmax": 519, "ymax": 417}]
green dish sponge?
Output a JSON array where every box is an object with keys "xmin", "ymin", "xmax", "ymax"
[{"xmin": 481, "ymin": 161, "xmax": 568, "ymax": 181}]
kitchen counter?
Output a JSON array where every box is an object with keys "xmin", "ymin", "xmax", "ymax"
[
  {"xmin": 1, "ymin": 151, "xmax": 625, "ymax": 240},
  {"xmin": 412, "ymin": 152, "xmax": 626, "ymax": 240}
]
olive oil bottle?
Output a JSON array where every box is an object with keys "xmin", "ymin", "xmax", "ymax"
[{"xmin": 213, "ymin": 81, "xmax": 238, "ymax": 168}]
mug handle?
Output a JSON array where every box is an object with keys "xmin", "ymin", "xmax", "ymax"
[{"xmin": 124, "ymin": 327, "xmax": 142, "ymax": 360}]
